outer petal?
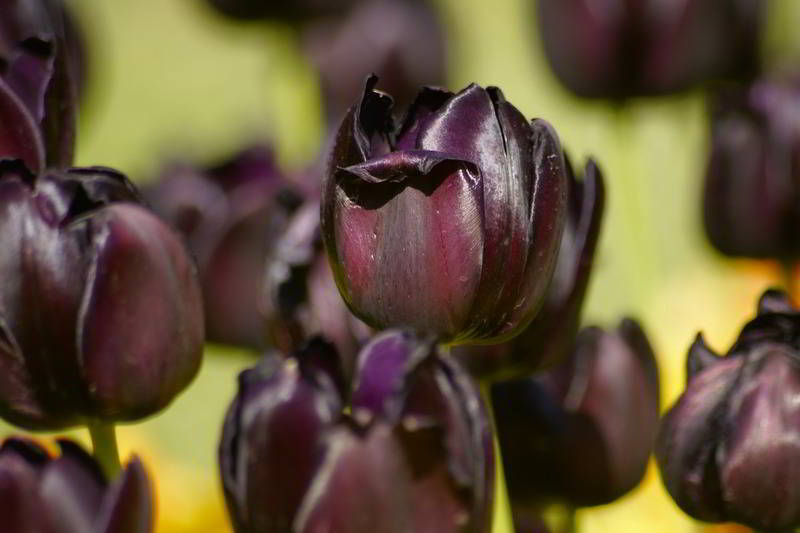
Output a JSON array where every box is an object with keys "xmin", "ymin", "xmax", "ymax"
[
  {"xmin": 717, "ymin": 346, "xmax": 800, "ymax": 530},
  {"xmin": 94, "ymin": 457, "xmax": 153, "ymax": 533},
  {"xmin": 655, "ymin": 355, "xmax": 744, "ymax": 522},
  {"xmin": 537, "ymin": 0, "xmax": 629, "ymax": 99},
  {"xmin": 219, "ymin": 348, "xmax": 342, "ymax": 533},
  {"xmin": 457, "ymin": 157, "xmax": 603, "ymax": 378},
  {"xmin": 294, "ymin": 423, "xmax": 413, "ymax": 533},
  {"xmin": 703, "ymin": 111, "xmax": 788, "ymax": 257},
  {"xmin": 40, "ymin": 440, "xmax": 106, "ymax": 533},
  {"xmin": 75, "ymin": 204, "xmax": 204, "ymax": 420},
  {"xmin": 328, "ymin": 153, "xmax": 485, "ymax": 338},
  {"xmin": 0, "ymin": 78, "xmax": 45, "ymax": 171},
  {"xmin": 0, "ymin": 438, "xmax": 51, "ymax": 533},
  {"xmin": 4, "ymin": 38, "xmax": 55, "ymax": 125},
  {"xmin": 0, "ymin": 168, "xmax": 87, "ymax": 429}
]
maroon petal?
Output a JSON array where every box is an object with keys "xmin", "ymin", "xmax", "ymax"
[
  {"xmin": 0, "ymin": 78, "xmax": 45, "ymax": 172},
  {"xmin": 40, "ymin": 440, "xmax": 106, "ymax": 533},
  {"xmin": 75, "ymin": 205, "xmax": 204, "ymax": 420},
  {"xmin": 94, "ymin": 457, "xmax": 153, "ymax": 533}
]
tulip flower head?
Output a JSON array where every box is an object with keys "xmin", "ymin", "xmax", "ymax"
[
  {"xmin": 492, "ymin": 319, "xmax": 660, "ymax": 509},
  {"xmin": 0, "ymin": 160, "xmax": 204, "ymax": 430},
  {"xmin": 0, "ymin": 437, "xmax": 153, "ymax": 533},
  {"xmin": 657, "ymin": 289, "xmax": 800, "ymax": 531},
  {"xmin": 322, "ymin": 75, "xmax": 568, "ymax": 345},
  {"xmin": 704, "ymin": 76, "xmax": 800, "ymax": 259},
  {"xmin": 219, "ymin": 331, "xmax": 493, "ymax": 532},
  {"xmin": 147, "ymin": 145, "xmax": 302, "ymax": 349}
]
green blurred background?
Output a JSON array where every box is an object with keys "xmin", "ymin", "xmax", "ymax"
[{"xmin": 4, "ymin": 0, "xmax": 800, "ymax": 531}]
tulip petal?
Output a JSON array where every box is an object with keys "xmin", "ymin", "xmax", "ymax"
[
  {"xmin": 41, "ymin": 440, "xmax": 106, "ymax": 533},
  {"xmin": 75, "ymin": 205, "xmax": 204, "ymax": 419},
  {"xmin": 0, "ymin": 438, "xmax": 49, "ymax": 532},
  {"xmin": 351, "ymin": 330, "xmax": 432, "ymax": 418},
  {"xmin": 94, "ymin": 457, "xmax": 153, "ymax": 533},
  {"xmin": 4, "ymin": 38, "xmax": 55, "ymax": 125},
  {"xmin": 500, "ymin": 119, "xmax": 568, "ymax": 336},
  {"xmin": 294, "ymin": 423, "xmax": 414, "ymax": 533},
  {"xmin": 0, "ymin": 77, "xmax": 45, "ymax": 172},
  {"xmin": 717, "ymin": 346, "xmax": 800, "ymax": 529},
  {"xmin": 656, "ymin": 356, "xmax": 744, "ymax": 522}
]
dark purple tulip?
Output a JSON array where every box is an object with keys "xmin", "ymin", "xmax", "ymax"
[
  {"xmin": 0, "ymin": 0, "xmax": 86, "ymax": 171},
  {"xmin": 703, "ymin": 77, "xmax": 800, "ymax": 259},
  {"xmin": 322, "ymin": 76, "xmax": 568, "ymax": 345},
  {"xmin": 656, "ymin": 289, "xmax": 800, "ymax": 531},
  {"xmin": 492, "ymin": 319, "xmax": 660, "ymax": 509},
  {"xmin": 219, "ymin": 331, "xmax": 493, "ymax": 532},
  {"xmin": 203, "ymin": 0, "xmax": 361, "ymax": 22},
  {"xmin": 455, "ymin": 155, "xmax": 605, "ymax": 379},
  {"xmin": 537, "ymin": 0, "xmax": 765, "ymax": 100},
  {"xmin": 147, "ymin": 145, "xmax": 302, "ymax": 349},
  {"xmin": 0, "ymin": 437, "xmax": 152, "ymax": 533},
  {"xmin": 303, "ymin": 0, "xmax": 446, "ymax": 123},
  {"xmin": 0, "ymin": 160, "xmax": 204, "ymax": 430},
  {"xmin": 264, "ymin": 199, "xmax": 371, "ymax": 380}
]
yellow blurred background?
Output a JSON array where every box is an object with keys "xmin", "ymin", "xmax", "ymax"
[{"xmin": 4, "ymin": 0, "xmax": 800, "ymax": 531}]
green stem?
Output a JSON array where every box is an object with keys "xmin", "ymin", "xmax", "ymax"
[
  {"xmin": 480, "ymin": 383, "xmax": 515, "ymax": 533},
  {"xmin": 87, "ymin": 422, "xmax": 122, "ymax": 479}
]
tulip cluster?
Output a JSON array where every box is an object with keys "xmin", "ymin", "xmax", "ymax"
[{"xmin": 1, "ymin": 0, "xmax": 784, "ymax": 529}]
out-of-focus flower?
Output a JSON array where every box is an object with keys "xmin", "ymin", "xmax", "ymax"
[
  {"xmin": 147, "ymin": 145, "xmax": 302, "ymax": 349},
  {"xmin": 203, "ymin": 0, "xmax": 361, "ymax": 22},
  {"xmin": 303, "ymin": 0, "xmax": 446, "ymax": 122},
  {"xmin": 0, "ymin": 160, "xmax": 204, "ymax": 430},
  {"xmin": 0, "ymin": 0, "xmax": 86, "ymax": 170},
  {"xmin": 322, "ymin": 75, "xmax": 568, "ymax": 345},
  {"xmin": 537, "ymin": 0, "xmax": 765, "ymax": 100},
  {"xmin": 0, "ymin": 437, "xmax": 153, "ymax": 532},
  {"xmin": 492, "ymin": 319, "xmax": 660, "ymax": 509},
  {"xmin": 657, "ymin": 289, "xmax": 800, "ymax": 531},
  {"xmin": 219, "ymin": 331, "xmax": 493, "ymax": 532},
  {"xmin": 264, "ymin": 199, "xmax": 371, "ymax": 380},
  {"xmin": 455, "ymin": 155, "xmax": 605, "ymax": 379},
  {"xmin": 704, "ymin": 76, "xmax": 800, "ymax": 259}
]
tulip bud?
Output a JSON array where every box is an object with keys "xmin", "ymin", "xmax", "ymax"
[
  {"xmin": 303, "ymin": 0, "xmax": 446, "ymax": 123},
  {"xmin": 455, "ymin": 155, "xmax": 605, "ymax": 379},
  {"xmin": 264, "ymin": 199, "xmax": 371, "ymax": 380},
  {"xmin": 492, "ymin": 319, "xmax": 660, "ymax": 509},
  {"xmin": 146, "ymin": 145, "xmax": 302, "ymax": 348},
  {"xmin": 203, "ymin": 0, "xmax": 361, "ymax": 22},
  {"xmin": 0, "ymin": 0, "xmax": 86, "ymax": 170},
  {"xmin": 0, "ymin": 160, "xmax": 204, "ymax": 430},
  {"xmin": 657, "ymin": 289, "xmax": 800, "ymax": 531},
  {"xmin": 219, "ymin": 331, "xmax": 493, "ymax": 532},
  {"xmin": 703, "ymin": 77, "xmax": 800, "ymax": 258},
  {"xmin": 0, "ymin": 437, "xmax": 153, "ymax": 532},
  {"xmin": 537, "ymin": 0, "xmax": 765, "ymax": 100},
  {"xmin": 322, "ymin": 75, "xmax": 568, "ymax": 345}
]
